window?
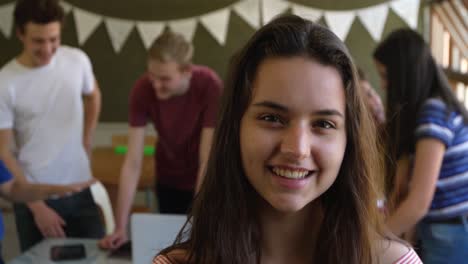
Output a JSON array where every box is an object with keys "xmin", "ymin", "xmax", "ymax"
[{"xmin": 429, "ymin": 0, "xmax": 468, "ymax": 107}]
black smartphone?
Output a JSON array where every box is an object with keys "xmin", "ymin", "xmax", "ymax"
[
  {"xmin": 50, "ymin": 244, "xmax": 86, "ymax": 261},
  {"xmin": 108, "ymin": 241, "xmax": 132, "ymax": 259}
]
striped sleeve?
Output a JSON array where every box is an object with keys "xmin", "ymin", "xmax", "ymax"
[
  {"xmin": 415, "ymin": 98, "xmax": 454, "ymax": 146},
  {"xmin": 153, "ymin": 255, "xmax": 173, "ymax": 264},
  {"xmin": 0, "ymin": 160, "xmax": 13, "ymax": 183},
  {"xmin": 393, "ymin": 248, "xmax": 422, "ymax": 264}
]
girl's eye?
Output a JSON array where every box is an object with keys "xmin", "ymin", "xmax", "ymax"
[
  {"xmin": 314, "ymin": 120, "xmax": 335, "ymax": 129},
  {"xmin": 258, "ymin": 114, "xmax": 283, "ymax": 124}
]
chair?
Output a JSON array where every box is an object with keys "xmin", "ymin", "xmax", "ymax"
[
  {"xmin": 90, "ymin": 181, "xmax": 115, "ymax": 235},
  {"xmin": 131, "ymin": 213, "xmax": 187, "ymax": 264}
]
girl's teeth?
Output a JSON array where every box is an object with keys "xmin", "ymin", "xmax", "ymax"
[{"xmin": 272, "ymin": 167, "xmax": 309, "ymax": 179}]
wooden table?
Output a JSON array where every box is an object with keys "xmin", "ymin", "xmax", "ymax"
[{"xmin": 91, "ymin": 147, "xmax": 155, "ymax": 212}]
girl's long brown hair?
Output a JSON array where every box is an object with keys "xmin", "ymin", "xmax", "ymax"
[{"xmin": 159, "ymin": 14, "xmax": 385, "ymax": 264}]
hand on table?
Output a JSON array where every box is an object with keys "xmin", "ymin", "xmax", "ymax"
[{"xmin": 99, "ymin": 228, "xmax": 128, "ymax": 250}]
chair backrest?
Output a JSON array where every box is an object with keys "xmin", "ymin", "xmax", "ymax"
[
  {"xmin": 131, "ymin": 213, "xmax": 187, "ymax": 264},
  {"xmin": 90, "ymin": 181, "xmax": 115, "ymax": 235}
]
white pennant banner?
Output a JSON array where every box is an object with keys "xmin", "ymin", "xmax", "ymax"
[
  {"xmin": 200, "ymin": 8, "xmax": 230, "ymax": 45},
  {"xmin": 0, "ymin": 3, "xmax": 14, "ymax": 38},
  {"xmin": 390, "ymin": 0, "xmax": 420, "ymax": 29},
  {"xmin": 169, "ymin": 18, "xmax": 197, "ymax": 41},
  {"xmin": 136, "ymin": 21, "xmax": 165, "ymax": 49},
  {"xmin": 105, "ymin": 17, "xmax": 134, "ymax": 53},
  {"xmin": 233, "ymin": 0, "xmax": 260, "ymax": 29},
  {"xmin": 0, "ymin": 0, "xmax": 423, "ymax": 50},
  {"xmin": 292, "ymin": 4, "xmax": 322, "ymax": 22},
  {"xmin": 74, "ymin": 7, "xmax": 102, "ymax": 45},
  {"xmin": 60, "ymin": 0, "xmax": 73, "ymax": 14},
  {"xmin": 324, "ymin": 10, "xmax": 356, "ymax": 41},
  {"xmin": 357, "ymin": 4, "xmax": 389, "ymax": 41},
  {"xmin": 262, "ymin": 0, "xmax": 289, "ymax": 25}
]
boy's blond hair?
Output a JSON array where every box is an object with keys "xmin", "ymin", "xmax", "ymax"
[{"xmin": 148, "ymin": 30, "xmax": 193, "ymax": 66}]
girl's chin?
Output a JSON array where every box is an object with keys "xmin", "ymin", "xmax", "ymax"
[{"xmin": 266, "ymin": 196, "xmax": 315, "ymax": 214}]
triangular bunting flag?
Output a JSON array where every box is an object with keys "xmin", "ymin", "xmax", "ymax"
[
  {"xmin": 0, "ymin": 3, "xmax": 14, "ymax": 38},
  {"xmin": 136, "ymin": 21, "xmax": 165, "ymax": 49},
  {"xmin": 357, "ymin": 4, "xmax": 389, "ymax": 41},
  {"xmin": 291, "ymin": 3, "xmax": 322, "ymax": 22},
  {"xmin": 104, "ymin": 17, "xmax": 134, "ymax": 53},
  {"xmin": 74, "ymin": 7, "xmax": 102, "ymax": 45},
  {"xmin": 262, "ymin": 0, "xmax": 290, "ymax": 25},
  {"xmin": 324, "ymin": 10, "xmax": 356, "ymax": 41},
  {"xmin": 169, "ymin": 18, "xmax": 197, "ymax": 41},
  {"xmin": 60, "ymin": 1, "xmax": 73, "ymax": 14},
  {"xmin": 200, "ymin": 8, "xmax": 230, "ymax": 45},
  {"xmin": 233, "ymin": 0, "xmax": 260, "ymax": 29},
  {"xmin": 390, "ymin": 0, "xmax": 420, "ymax": 29}
]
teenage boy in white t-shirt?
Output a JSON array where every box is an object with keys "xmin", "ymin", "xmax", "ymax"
[{"xmin": 0, "ymin": 0, "xmax": 104, "ymax": 251}]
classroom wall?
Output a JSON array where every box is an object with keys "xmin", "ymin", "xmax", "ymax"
[{"xmin": 0, "ymin": 0, "xmax": 425, "ymax": 122}]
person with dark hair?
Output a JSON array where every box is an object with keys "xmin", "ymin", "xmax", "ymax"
[
  {"xmin": 99, "ymin": 30, "xmax": 222, "ymax": 250},
  {"xmin": 0, "ymin": 0, "xmax": 103, "ymax": 251},
  {"xmin": 374, "ymin": 28, "xmax": 468, "ymax": 263},
  {"xmin": 153, "ymin": 15, "xmax": 421, "ymax": 264}
]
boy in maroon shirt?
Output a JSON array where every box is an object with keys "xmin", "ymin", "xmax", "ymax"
[{"xmin": 99, "ymin": 31, "xmax": 222, "ymax": 249}]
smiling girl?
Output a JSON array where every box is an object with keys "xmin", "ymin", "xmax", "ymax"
[{"xmin": 153, "ymin": 15, "xmax": 421, "ymax": 264}]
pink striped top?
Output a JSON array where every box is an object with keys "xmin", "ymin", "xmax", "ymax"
[
  {"xmin": 393, "ymin": 248, "xmax": 422, "ymax": 264},
  {"xmin": 153, "ymin": 255, "xmax": 174, "ymax": 264},
  {"xmin": 153, "ymin": 249, "xmax": 422, "ymax": 264}
]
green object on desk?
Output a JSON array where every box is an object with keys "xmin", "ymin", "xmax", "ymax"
[
  {"xmin": 144, "ymin": 146, "xmax": 155, "ymax": 155},
  {"xmin": 114, "ymin": 145, "xmax": 155, "ymax": 156},
  {"xmin": 114, "ymin": 145, "xmax": 127, "ymax": 154}
]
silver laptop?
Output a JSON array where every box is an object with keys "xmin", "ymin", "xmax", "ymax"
[{"xmin": 131, "ymin": 213, "xmax": 187, "ymax": 264}]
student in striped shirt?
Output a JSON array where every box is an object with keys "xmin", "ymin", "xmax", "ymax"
[
  {"xmin": 374, "ymin": 28, "xmax": 468, "ymax": 263},
  {"xmin": 153, "ymin": 15, "xmax": 421, "ymax": 264}
]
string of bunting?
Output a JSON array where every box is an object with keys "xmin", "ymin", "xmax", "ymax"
[{"xmin": 0, "ymin": 0, "xmax": 420, "ymax": 53}]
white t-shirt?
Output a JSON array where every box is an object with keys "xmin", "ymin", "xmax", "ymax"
[{"xmin": 0, "ymin": 46, "xmax": 94, "ymax": 185}]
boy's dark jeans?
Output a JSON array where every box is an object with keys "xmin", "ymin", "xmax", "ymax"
[{"xmin": 13, "ymin": 188, "xmax": 104, "ymax": 252}]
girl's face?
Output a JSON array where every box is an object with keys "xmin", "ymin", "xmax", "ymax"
[{"xmin": 240, "ymin": 57, "xmax": 347, "ymax": 213}]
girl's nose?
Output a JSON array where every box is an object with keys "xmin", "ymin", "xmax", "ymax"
[{"xmin": 279, "ymin": 123, "xmax": 311, "ymax": 160}]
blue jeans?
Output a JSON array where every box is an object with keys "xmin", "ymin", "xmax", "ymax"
[
  {"xmin": 13, "ymin": 188, "xmax": 104, "ymax": 252},
  {"xmin": 417, "ymin": 217, "xmax": 468, "ymax": 263},
  {"xmin": 0, "ymin": 241, "xmax": 3, "ymax": 264}
]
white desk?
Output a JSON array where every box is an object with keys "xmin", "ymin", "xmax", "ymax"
[{"xmin": 9, "ymin": 238, "xmax": 129, "ymax": 264}]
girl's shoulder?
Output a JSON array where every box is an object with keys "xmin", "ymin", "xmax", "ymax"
[
  {"xmin": 376, "ymin": 239, "xmax": 422, "ymax": 264},
  {"xmin": 419, "ymin": 97, "xmax": 449, "ymax": 117},
  {"xmin": 153, "ymin": 249, "xmax": 190, "ymax": 264},
  {"xmin": 153, "ymin": 255, "xmax": 174, "ymax": 264}
]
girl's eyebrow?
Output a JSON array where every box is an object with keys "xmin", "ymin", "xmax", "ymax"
[
  {"xmin": 314, "ymin": 109, "xmax": 344, "ymax": 118},
  {"xmin": 252, "ymin": 100, "xmax": 344, "ymax": 118},
  {"xmin": 253, "ymin": 101, "xmax": 288, "ymax": 112}
]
